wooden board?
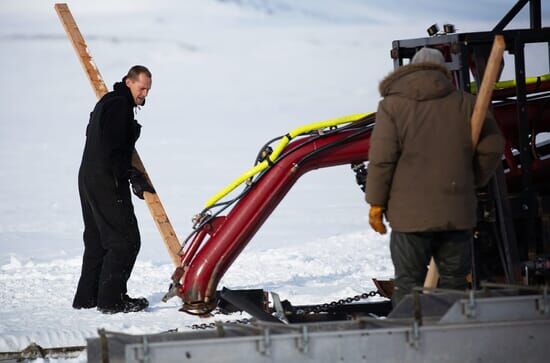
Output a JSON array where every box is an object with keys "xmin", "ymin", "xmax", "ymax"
[{"xmin": 424, "ymin": 35, "xmax": 506, "ymax": 289}]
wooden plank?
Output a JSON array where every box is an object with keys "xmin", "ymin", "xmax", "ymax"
[
  {"xmin": 54, "ymin": 3, "xmax": 108, "ymax": 99},
  {"xmin": 132, "ymin": 153, "xmax": 182, "ymax": 267},
  {"xmin": 470, "ymin": 35, "xmax": 506, "ymax": 146},
  {"xmin": 424, "ymin": 35, "xmax": 506, "ymax": 289},
  {"xmin": 55, "ymin": 3, "xmax": 181, "ymax": 266}
]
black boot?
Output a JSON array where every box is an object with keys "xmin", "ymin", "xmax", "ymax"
[
  {"xmin": 72, "ymin": 299, "xmax": 97, "ymax": 310},
  {"xmin": 98, "ymin": 295, "xmax": 149, "ymax": 314},
  {"xmin": 123, "ymin": 294, "xmax": 149, "ymax": 308}
]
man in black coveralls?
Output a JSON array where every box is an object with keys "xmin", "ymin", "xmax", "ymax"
[{"xmin": 73, "ymin": 65, "xmax": 155, "ymax": 314}]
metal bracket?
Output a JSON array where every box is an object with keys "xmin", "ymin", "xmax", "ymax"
[
  {"xmin": 296, "ymin": 326, "xmax": 309, "ymax": 353},
  {"xmin": 257, "ymin": 328, "xmax": 271, "ymax": 356},
  {"xmin": 131, "ymin": 336, "xmax": 150, "ymax": 363},
  {"xmin": 271, "ymin": 292, "xmax": 290, "ymax": 324},
  {"xmin": 407, "ymin": 320, "xmax": 421, "ymax": 349},
  {"xmin": 405, "ymin": 288, "xmax": 422, "ymax": 349},
  {"xmin": 536, "ymin": 285, "xmax": 549, "ymax": 314},
  {"xmin": 463, "ymin": 290, "xmax": 477, "ymax": 318},
  {"xmin": 98, "ymin": 328, "xmax": 110, "ymax": 363},
  {"xmin": 142, "ymin": 336, "xmax": 150, "ymax": 363},
  {"xmin": 161, "ymin": 283, "xmax": 180, "ymax": 303}
]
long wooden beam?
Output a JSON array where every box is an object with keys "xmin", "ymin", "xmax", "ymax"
[
  {"xmin": 424, "ymin": 35, "xmax": 506, "ymax": 289},
  {"xmin": 54, "ymin": 3, "xmax": 181, "ymax": 266},
  {"xmin": 54, "ymin": 4, "xmax": 108, "ymax": 99}
]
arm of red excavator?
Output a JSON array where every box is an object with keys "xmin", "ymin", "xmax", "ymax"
[{"xmin": 174, "ymin": 120, "xmax": 375, "ymax": 314}]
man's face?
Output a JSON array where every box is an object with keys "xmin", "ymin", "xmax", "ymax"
[{"xmin": 125, "ymin": 73, "xmax": 152, "ymax": 106}]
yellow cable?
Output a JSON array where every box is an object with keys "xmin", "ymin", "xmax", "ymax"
[
  {"xmin": 470, "ymin": 73, "xmax": 550, "ymax": 94},
  {"xmin": 204, "ymin": 112, "xmax": 374, "ymax": 208}
]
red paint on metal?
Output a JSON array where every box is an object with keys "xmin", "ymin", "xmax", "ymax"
[
  {"xmin": 180, "ymin": 228, "xmax": 207, "ymax": 268},
  {"xmin": 180, "ymin": 129, "xmax": 372, "ymax": 303}
]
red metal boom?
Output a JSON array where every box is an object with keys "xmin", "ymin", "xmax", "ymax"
[{"xmin": 177, "ymin": 128, "xmax": 373, "ymax": 310}]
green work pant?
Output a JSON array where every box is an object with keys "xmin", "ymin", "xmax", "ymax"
[{"xmin": 390, "ymin": 230, "xmax": 472, "ymax": 306}]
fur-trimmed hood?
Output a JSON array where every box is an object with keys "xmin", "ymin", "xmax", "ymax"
[{"xmin": 379, "ymin": 63, "xmax": 453, "ymax": 101}]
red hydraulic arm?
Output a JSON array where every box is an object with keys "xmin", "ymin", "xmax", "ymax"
[{"xmin": 175, "ymin": 123, "xmax": 374, "ymax": 314}]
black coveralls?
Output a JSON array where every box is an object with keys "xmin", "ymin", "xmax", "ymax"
[{"xmin": 73, "ymin": 81, "xmax": 142, "ymax": 309}]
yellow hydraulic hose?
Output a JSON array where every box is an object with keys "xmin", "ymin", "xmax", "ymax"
[
  {"xmin": 204, "ymin": 112, "xmax": 374, "ymax": 208},
  {"xmin": 470, "ymin": 73, "xmax": 550, "ymax": 94}
]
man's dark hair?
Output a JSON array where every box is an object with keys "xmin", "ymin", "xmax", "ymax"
[{"xmin": 126, "ymin": 65, "xmax": 152, "ymax": 80}]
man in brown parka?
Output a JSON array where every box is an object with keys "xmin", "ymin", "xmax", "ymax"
[{"xmin": 365, "ymin": 47, "xmax": 505, "ymax": 305}]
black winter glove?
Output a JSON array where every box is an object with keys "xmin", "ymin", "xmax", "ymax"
[
  {"xmin": 351, "ymin": 163, "xmax": 367, "ymax": 192},
  {"xmin": 129, "ymin": 169, "xmax": 155, "ymax": 199}
]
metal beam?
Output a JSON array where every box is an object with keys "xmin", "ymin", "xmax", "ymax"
[
  {"xmin": 493, "ymin": 0, "xmax": 530, "ymax": 32},
  {"xmin": 530, "ymin": 0, "xmax": 542, "ymax": 30}
]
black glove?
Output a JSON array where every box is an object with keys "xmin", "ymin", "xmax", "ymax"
[
  {"xmin": 129, "ymin": 169, "xmax": 155, "ymax": 199},
  {"xmin": 351, "ymin": 163, "xmax": 367, "ymax": 192}
]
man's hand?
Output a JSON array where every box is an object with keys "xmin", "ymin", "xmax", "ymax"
[
  {"xmin": 129, "ymin": 169, "xmax": 156, "ymax": 199},
  {"xmin": 369, "ymin": 205, "xmax": 387, "ymax": 234}
]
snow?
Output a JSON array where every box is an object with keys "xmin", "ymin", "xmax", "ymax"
[
  {"xmin": 0, "ymin": 0, "xmax": 547, "ymax": 360},
  {"xmin": 0, "ymin": 232, "xmax": 390, "ymax": 355}
]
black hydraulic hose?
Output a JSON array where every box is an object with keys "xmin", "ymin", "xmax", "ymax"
[
  {"xmin": 224, "ymin": 117, "xmax": 375, "ymax": 207},
  {"xmin": 180, "ymin": 183, "xmax": 255, "ymax": 250},
  {"xmin": 181, "ymin": 114, "xmax": 376, "ymax": 249},
  {"xmin": 254, "ymin": 135, "xmax": 285, "ymax": 166},
  {"xmin": 233, "ymin": 118, "xmax": 375, "ymax": 208},
  {"xmin": 268, "ymin": 114, "xmax": 374, "ymax": 160},
  {"xmin": 294, "ymin": 125, "xmax": 374, "ymax": 168},
  {"xmin": 272, "ymin": 116, "xmax": 375, "ymax": 167}
]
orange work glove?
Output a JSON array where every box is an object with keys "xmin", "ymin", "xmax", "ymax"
[{"xmin": 369, "ymin": 205, "xmax": 387, "ymax": 235}]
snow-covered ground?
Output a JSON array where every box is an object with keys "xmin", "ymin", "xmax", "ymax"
[{"xmin": 0, "ymin": 0, "xmax": 547, "ymax": 360}]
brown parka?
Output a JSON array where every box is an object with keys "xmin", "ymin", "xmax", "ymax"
[{"xmin": 365, "ymin": 63, "xmax": 505, "ymax": 232}]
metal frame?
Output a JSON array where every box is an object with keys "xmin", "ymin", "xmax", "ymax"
[
  {"xmin": 390, "ymin": 0, "xmax": 550, "ymax": 284},
  {"xmin": 123, "ymin": 321, "xmax": 550, "ymax": 363},
  {"xmin": 85, "ymin": 293, "xmax": 550, "ymax": 363}
]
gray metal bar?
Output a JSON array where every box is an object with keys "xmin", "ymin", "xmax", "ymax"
[{"xmin": 123, "ymin": 319, "xmax": 550, "ymax": 363}]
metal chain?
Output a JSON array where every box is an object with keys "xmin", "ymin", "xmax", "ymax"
[
  {"xmin": 189, "ymin": 318, "xmax": 252, "ymax": 330},
  {"xmin": 296, "ymin": 290, "xmax": 380, "ymax": 315},
  {"xmin": 188, "ymin": 290, "xmax": 380, "ymax": 329}
]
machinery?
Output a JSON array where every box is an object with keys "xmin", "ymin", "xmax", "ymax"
[
  {"xmin": 86, "ymin": 0, "xmax": 550, "ymax": 361},
  {"xmin": 162, "ymin": 0, "xmax": 550, "ymax": 318}
]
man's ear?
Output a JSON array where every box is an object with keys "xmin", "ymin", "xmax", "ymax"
[{"xmin": 125, "ymin": 77, "xmax": 132, "ymax": 87}]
